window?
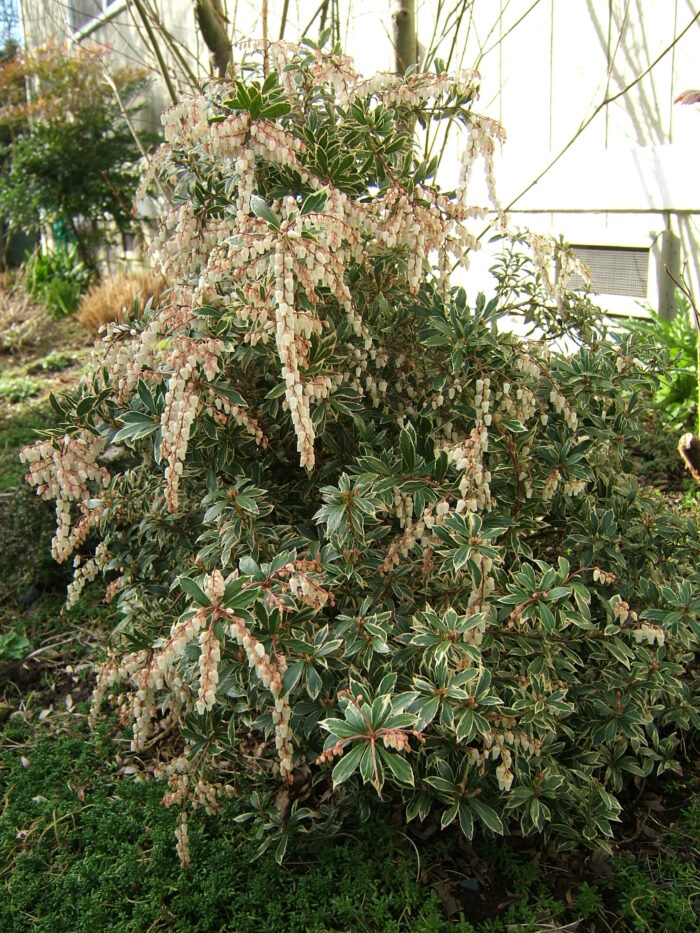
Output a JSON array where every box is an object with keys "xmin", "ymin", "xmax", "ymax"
[{"xmin": 67, "ymin": 1, "xmax": 123, "ymax": 35}]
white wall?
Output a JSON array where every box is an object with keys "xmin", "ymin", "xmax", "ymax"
[{"xmin": 18, "ymin": 0, "xmax": 700, "ymax": 310}]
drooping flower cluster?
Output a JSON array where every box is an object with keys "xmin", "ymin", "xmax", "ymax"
[
  {"xmin": 91, "ymin": 40, "xmax": 505, "ymax": 482},
  {"xmin": 20, "ymin": 432, "xmax": 109, "ymax": 567}
]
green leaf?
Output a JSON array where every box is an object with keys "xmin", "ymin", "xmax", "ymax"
[
  {"xmin": 456, "ymin": 709, "xmax": 475, "ymax": 742},
  {"xmin": 414, "ymin": 695, "xmax": 440, "ymax": 731},
  {"xmin": 331, "ymin": 742, "xmax": 365, "ymax": 787},
  {"xmin": 282, "ymin": 661, "xmax": 304, "ymax": 695},
  {"xmin": 274, "ymin": 835, "xmax": 288, "ymax": 865},
  {"xmin": 250, "ymin": 195, "xmax": 280, "ymax": 229},
  {"xmin": 301, "ymin": 190, "xmax": 328, "ymax": 215},
  {"xmin": 441, "ymin": 802, "xmax": 459, "ymax": 829},
  {"xmin": 458, "ymin": 802, "xmax": 474, "ymax": 839},
  {"xmin": 239, "ymin": 555, "xmax": 259, "ymax": 576},
  {"xmin": 113, "ymin": 410, "xmax": 159, "ymax": 443},
  {"xmin": 453, "ymin": 545, "xmax": 471, "ymax": 572},
  {"xmin": 424, "ymin": 776, "xmax": 457, "ymax": 795},
  {"xmin": 306, "ymin": 665, "xmax": 323, "ymax": 700},
  {"xmin": 400, "ymin": 428, "xmax": 416, "ymax": 472},
  {"xmin": 470, "ymin": 798, "xmax": 504, "ymax": 834},
  {"xmin": 359, "ymin": 743, "xmax": 377, "ymax": 786},
  {"xmin": 180, "ymin": 576, "xmax": 210, "ymax": 607},
  {"xmin": 379, "ymin": 747, "xmax": 414, "ymax": 786}
]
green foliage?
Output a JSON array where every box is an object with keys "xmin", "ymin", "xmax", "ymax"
[
  {"xmin": 623, "ymin": 292, "xmax": 699, "ymax": 434},
  {"xmin": 25, "ymin": 42, "xmax": 700, "ymax": 860},
  {"xmin": 0, "ymin": 629, "xmax": 29, "ymax": 659},
  {"xmin": 2, "ymin": 712, "xmax": 698, "ymax": 930},
  {"xmin": 0, "ymin": 372, "xmax": 40, "ymax": 402},
  {"xmin": 606, "ymin": 846, "xmax": 700, "ymax": 932},
  {"xmin": 31, "ymin": 350, "xmax": 74, "ymax": 372},
  {"xmin": 22, "ymin": 242, "xmax": 90, "ymax": 314},
  {"xmin": 0, "ymin": 42, "xmax": 155, "ymax": 262},
  {"xmin": 23, "ymin": 244, "xmax": 93, "ymax": 318},
  {"xmin": 0, "ymin": 720, "xmax": 457, "ymax": 933}
]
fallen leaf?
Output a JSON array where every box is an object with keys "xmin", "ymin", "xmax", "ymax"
[{"xmin": 433, "ymin": 880, "xmax": 461, "ymax": 917}]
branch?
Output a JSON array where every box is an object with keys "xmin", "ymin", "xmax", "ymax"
[{"xmin": 130, "ymin": 0, "xmax": 178, "ymax": 105}]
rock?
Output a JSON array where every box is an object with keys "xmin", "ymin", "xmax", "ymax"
[{"xmin": 17, "ymin": 585, "xmax": 41, "ymax": 609}]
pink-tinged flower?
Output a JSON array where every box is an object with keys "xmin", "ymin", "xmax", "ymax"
[{"xmin": 674, "ymin": 89, "xmax": 700, "ymax": 105}]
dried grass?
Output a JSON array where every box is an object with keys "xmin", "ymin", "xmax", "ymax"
[
  {"xmin": 78, "ymin": 271, "xmax": 165, "ymax": 335},
  {"xmin": 0, "ymin": 284, "xmax": 45, "ymax": 354}
]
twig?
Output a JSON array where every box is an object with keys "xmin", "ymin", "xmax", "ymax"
[{"xmin": 130, "ymin": 0, "xmax": 178, "ymax": 106}]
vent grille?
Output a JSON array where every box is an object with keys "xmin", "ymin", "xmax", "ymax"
[{"xmin": 567, "ymin": 245, "xmax": 649, "ymax": 298}]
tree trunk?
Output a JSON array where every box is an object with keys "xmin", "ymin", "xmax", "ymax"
[
  {"xmin": 195, "ymin": 0, "xmax": 232, "ymax": 77},
  {"xmin": 391, "ymin": 0, "xmax": 418, "ymax": 75}
]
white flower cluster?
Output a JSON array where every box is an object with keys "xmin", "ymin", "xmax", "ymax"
[
  {"xmin": 459, "ymin": 115, "xmax": 507, "ymax": 229},
  {"xmin": 612, "ymin": 597, "xmax": 637, "ymax": 625},
  {"xmin": 274, "ymin": 246, "xmax": 316, "ymax": 470},
  {"xmin": 21, "ymin": 432, "xmax": 109, "ymax": 563},
  {"xmin": 444, "ymin": 424, "xmax": 492, "ymax": 514},
  {"xmin": 288, "ymin": 570, "xmax": 330, "ymax": 611},
  {"xmin": 96, "ymin": 312, "xmax": 164, "ymax": 403},
  {"xmin": 161, "ymin": 376, "xmax": 201, "ymax": 512},
  {"xmin": 158, "ymin": 338, "xmax": 222, "ymax": 512},
  {"xmin": 383, "ymin": 499, "xmax": 457, "ymax": 572},
  {"xmin": 549, "ymin": 387, "xmax": 578, "ymax": 431},
  {"xmin": 211, "ymin": 392, "xmax": 268, "ymax": 446},
  {"xmin": 225, "ymin": 610, "xmax": 293, "ymax": 780},
  {"xmin": 261, "ymin": 39, "xmax": 357, "ymax": 101},
  {"xmin": 593, "ymin": 567, "xmax": 616, "ymax": 585},
  {"xmin": 463, "ymin": 721, "xmax": 542, "ymax": 792},
  {"xmin": 495, "ymin": 379, "xmax": 538, "ymax": 427},
  {"xmin": 541, "ymin": 468, "xmax": 586, "ymax": 501},
  {"xmin": 175, "ymin": 810, "xmax": 191, "ymax": 868},
  {"xmin": 208, "ymin": 111, "xmax": 249, "ymax": 159},
  {"xmin": 65, "ymin": 541, "xmax": 108, "ymax": 610},
  {"xmin": 530, "ymin": 234, "xmax": 590, "ymax": 312},
  {"xmin": 633, "ymin": 623, "xmax": 665, "ymax": 647},
  {"xmin": 196, "ymin": 627, "xmax": 221, "ymax": 714},
  {"xmin": 126, "ymin": 51, "xmax": 510, "ymax": 476},
  {"xmin": 161, "ymin": 95, "xmax": 209, "ymax": 149},
  {"xmin": 465, "ymin": 551, "xmax": 496, "ymax": 649},
  {"xmin": 89, "ymin": 648, "xmax": 149, "ymax": 727}
]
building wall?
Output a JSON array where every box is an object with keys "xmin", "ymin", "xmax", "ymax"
[{"xmin": 18, "ymin": 0, "xmax": 700, "ymax": 311}]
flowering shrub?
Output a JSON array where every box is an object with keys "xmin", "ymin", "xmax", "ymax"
[{"xmin": 22, "ymin": 41, "xmax": 700, "ymax": 864}]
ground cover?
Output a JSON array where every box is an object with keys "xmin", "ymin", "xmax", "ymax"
[{"xmin": 0, "ymin": 282, "xmax": 698, "ymax": 931}]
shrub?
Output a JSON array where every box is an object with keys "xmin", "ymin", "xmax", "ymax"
[
  {"xmin": 21, "ymin": 41, "xmax": 700, "ymax": 864},
  {"xmin": 0, "ymin": 373, "xmax": 40, "ymax": 402},
  {"xmin": 0, "ymin": 41, "xmax": 155, "ymax": 267},
  {"xmin": 23, "ymin": 243, "xmax": 93, "ymax": 318},
  {"xmin": 78, "ymin": 271, "xmax": 166, "ymax": 335},
  {"xmin": 623, "ymin": 291, "xmax": 699, "ymax": 435}
]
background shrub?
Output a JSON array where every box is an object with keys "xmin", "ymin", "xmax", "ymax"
[
  {"xmin": 0, "ymin": 41, "xmax": 155, "ymax": 268},
  {"xmin": 23, "ymin": 243, "xmax": 93, "ymax": 318}
]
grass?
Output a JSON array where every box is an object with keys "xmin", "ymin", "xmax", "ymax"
[
  {"xmin": 0, "ymin": 281, "xmax": 698, "ymax": 932},
  {"xmin": 0, "ymin": 404, "xmax": 56, "ymax": 491},
  {"xmin": 1, "ymin": 700, "xmax": 698, "ymax": 931},
  {"xmin": 0, "ymin": 715, "xmax": 452, "ymax": 933}
]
